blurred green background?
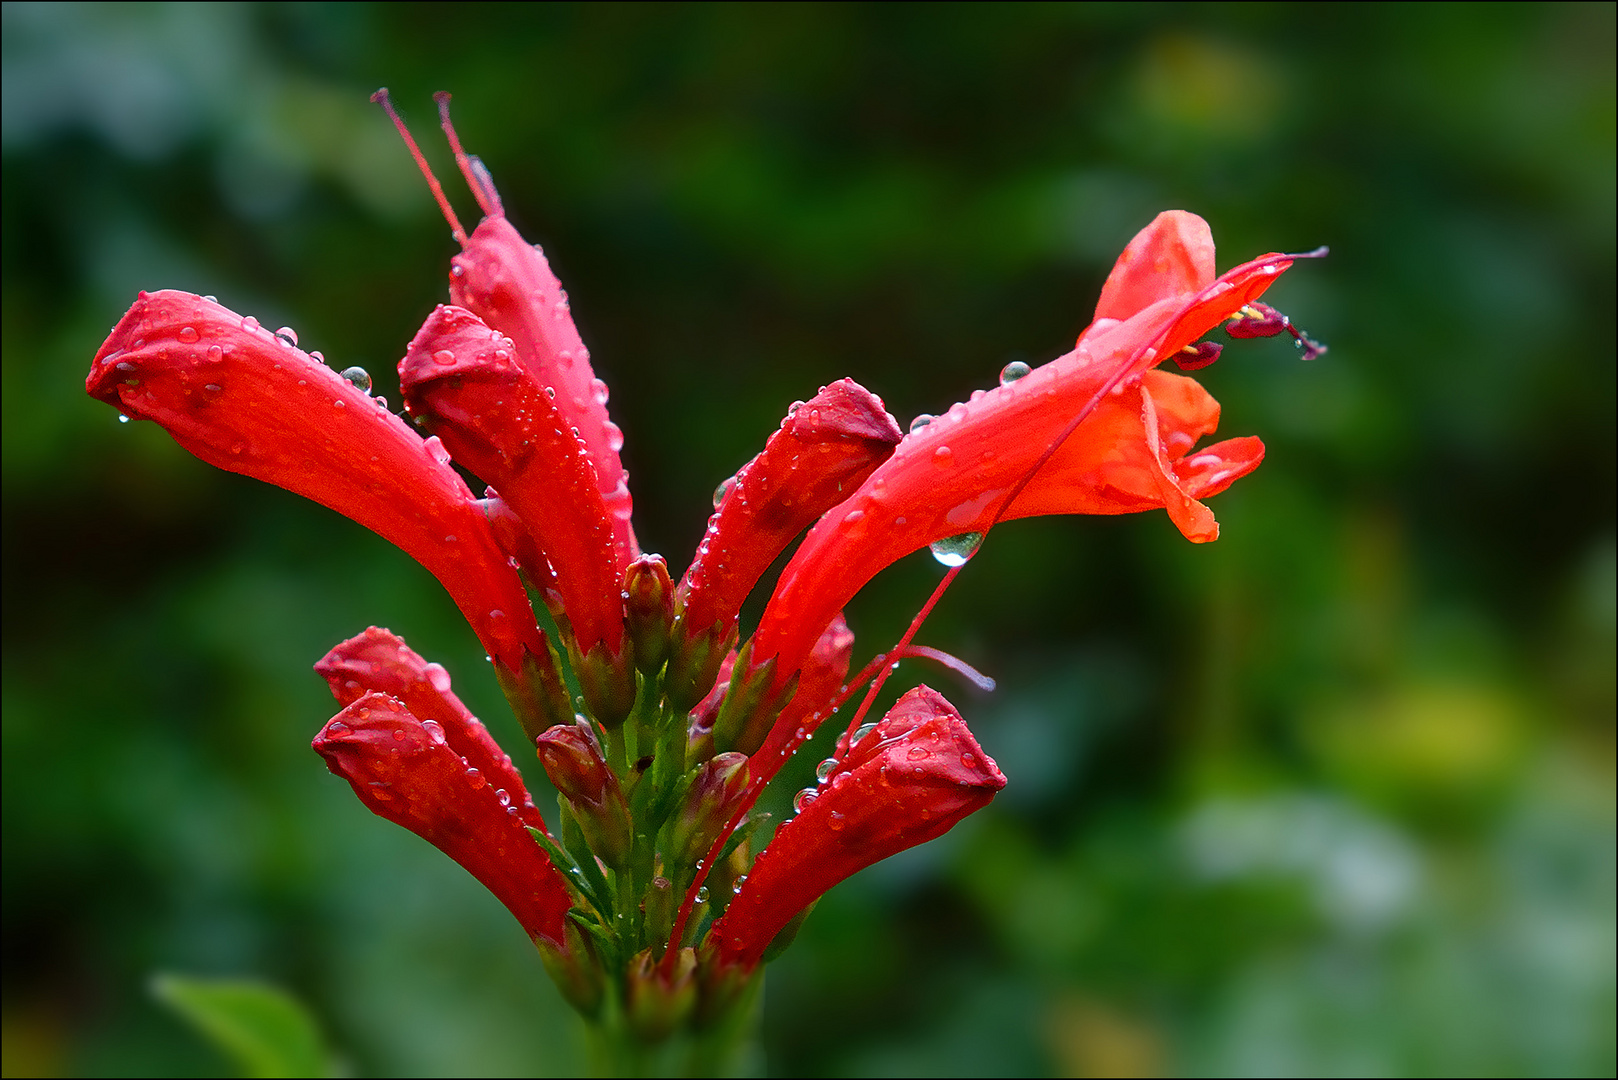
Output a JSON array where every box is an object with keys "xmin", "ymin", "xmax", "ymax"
[{"xmin": 3, "ymin": 3, "xmax": 1613, "ymax": 1076}]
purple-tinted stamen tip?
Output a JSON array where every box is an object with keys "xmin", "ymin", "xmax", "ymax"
[{"xmin": 1174, "ymin": 341, "xmax": 1223, "ymax": 371}]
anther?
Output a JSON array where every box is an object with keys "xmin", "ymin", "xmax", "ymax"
[
  {"xmin": 1224, "ymin": 301, "xmax": 1327, "ymax": 361},
  {"xmin": 372, "ymin": 88, "xmax": 467, "ymax": 244}
]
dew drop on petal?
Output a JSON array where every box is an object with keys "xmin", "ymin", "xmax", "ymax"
[
  {"xmin": 432, "ymin": 349, "xmax": 456, "ymax": 366},
  {"xmin": 695, "ymin": 886, "xmax": 709, "ymax": 903},
  {"xmin": 465, "ymin": 767, "xmax": 485, "ymax": 789},
  {"xmin": 828, "ymin": 810, "xmax": 846, "ymax": 831},
  {"xmin": 712, "ymin": 476, "xmax": 736, "ymax": 509},
  {"xmin": 206, "ymin": 344, "xmax": 224, "ymax": 363},
  {"xmin": 421, "ymin": 720, "xmax": 444, "ymax": 739},
  {"xmin": 909, "ymin": 413, "xmax": 935, "ymax": 434},
  {"xmin": 496, "ymin": 788, "xmax": 512, "ymax": 807},
  {"xmin": 340, "ymin": 366, "xmax": 373, "ymax": 393},
  {"xmin": 424, "ymin": 662, "xmax": 452, "ymax": 693},
  {"xmin": 907, "ymin": 745, "xmax": 931, "ymax": 761},
  {"xmin": 310, "ymin": 350, "xmax": 325, "ymax": 365},
  {"xmin": 999, "ymin": 360, "xmax": 1031, "ymax": 385},
  {"xmin": 177, "ymin": 326, "xmax": 200, "ymax": 344},
  {"xmin": 275, "ymin": 326, "xmax": 298, "ymax": 347},
  {"xmin": 843, "ymin": 509, "xmax": 865, "ymax": 525},
  {"xmin": 929, "ymin": 531, "xmax": 983, "ymax": 567},
  {"xmin": 815, "ymin": 758, "xmax": 838, "ymax": 783},
  {"xmin": 118, "ymin": 415, "xmax": 130, "ymax": 424},
  {"xmin": 932, "ymin": 445, "xmax": 954, "ymax": 467},
  {"xmin": 853, "ymin": 723, "xmax": 878, "ymax": 743},
  {"xmin": 202, "ymin": 294, "xmax": 218, "ymax": 303},
  {"xmin": 327, "ymin": 720, "xmax": 350, "ymax": 735},
  {"xmin": 241, "ymin": 316, "xmax": 260, "ymax": 333},
  {"xmin": 793, "ymin": 789, "xmax": 818, "ymax": 813},
  {"xmin": 591, "ymin": 378, "xmax": 610, "ymax": 405},
  {"xmin": 604, "ymin": 421, "xmax": 624, "ymax": 452}
]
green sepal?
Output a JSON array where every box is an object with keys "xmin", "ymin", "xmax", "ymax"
[
  {"xmin": 493, "ymin": 636, "xmax": 575, "ymax": 744},
  {"xmin": 526, "ymin": 825, "xmax": 611, "ymax": 919},
  {"xmin": 709, "ymin": 645, "xmax": 777, "ymax": 755},
  {"xmin": 665, "ymin": 620, "xmax": 737, "ymax": 714}
]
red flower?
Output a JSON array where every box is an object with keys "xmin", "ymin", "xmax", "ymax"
[{"xmin": 86, "ymin": 91, "xmax": 1318, "ymax": 1034}]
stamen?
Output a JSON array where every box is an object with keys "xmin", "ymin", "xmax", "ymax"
[
  {"xmin": 1174, "ymin": 341, "xmax": 1223, "ymax": 371},
  {"xmin": 434, "ymin": 92, "xmax": 505, "ymax": 221},
  {"xmin": 372, "ymin": 88, "xmax": 467, "ymax": 244},
  {"xmin": 1224, "ymin": 301, "xmax": 1328, "ymax": 361}
]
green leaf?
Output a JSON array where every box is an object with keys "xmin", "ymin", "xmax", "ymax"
[{"xmin": 151, "ymin": 973, "xmax": 332, "ymax": 1078}]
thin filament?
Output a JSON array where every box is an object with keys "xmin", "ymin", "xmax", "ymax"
[
  {"xmin": 434, "ymin": 92, "xmax": 504, "ymax": 221},
  {"xmin": 372, "ymin": 89, "xmax": 466, "ymax": 244}
]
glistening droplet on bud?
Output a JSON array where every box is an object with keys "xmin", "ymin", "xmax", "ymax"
[
  {"xmin": 998, "ymin": 360, "xmax": 1031, "ymax": 385},
  {"xmin": 909, "ymin": 414, "xmax": 935, "ymax": 434},
  {"xmin": 713, "ymin": 476, "xmax": 736, "ymax": 509},
  {"xmin": 340, "ymin": 366, "xmax": 373, "ymax": 394},
  {"xmin": 929, "ymin": 531, "xmax": 983, "ymax": 567}
]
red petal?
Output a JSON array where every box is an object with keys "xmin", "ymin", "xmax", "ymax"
[
  {"xmin": 707, "ymin": 686, "xmax": 1003, "ymax": 971},
  {"xmin": 400, "ymin": 304, "xmax": 624, "ymax": 657},
  {"xmin": 450, "ymin": 217, "xmax": 637, "ymax": 567},
  {"xmin": 1173, "ymin": 435, "xmax": 1266, "ymax": 499},
  {"xmin": 314, "ymin": 626, "xmax": 554, "ymax": 834},
  {"xmin": 86, "ymin": 291, "xmax": 545, "ymax": 673},
  {"xmin": 677, "ymin": 379, "xmax": 901, "ymax": 644},
  {"xmin": 1091, "ymin": 210, "xmax": 1217, "ymax": 324},
  {"xmin": 313, "ymin": 692, "xmax": 573, "ymax": 947}
]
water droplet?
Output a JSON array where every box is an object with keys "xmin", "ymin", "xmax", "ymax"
[
  {"xmin": 605, "ymin": 421, "xmax": 624, "ymax": 452},
  {"xmin": 421, "ymin": 720, "xmax": 444, "ymax": 739},
  {"xmin": 373, "ymin": 394, "xmax": 389, "ymax": 410},
  {"xmin": 843, "ymin": 509, "xmax": 865, "ymax": 525},
  {"xmin": 853, "ymin": 723, "xmax": 878, "ymax": 743},
  {"xmin": 732, "ymin": 874, "xmax": 748, "ymax": 895},
  {"xmin": 960, "ymin": 752, "xmax": 977, "ymax": 769},
  {"xmin": 932, "ymin": 445, "xmax": 954, "ymax": 467},
  {"xmin": 275, "ymin": 326, "xmax": 298, "ymax": 347},
  {"xmin": 816, "ymin": 759, "xmax": 838, "ymax": 783},
  {"xmin": 206, "ymin": 344, "xmax": 224, "ymax": 363},
  {"xmin": 118, "ymin": 415, "xmax": 130, "ymax": 424},
  {"xmin": 340, "ymin": 366, "xmax": 372, "ymax": 393},
  {"xmin": 907, "ymin": 746, "xmax": 931, "ymax": 761},
  {"xmin": 712, "ymin": 476, "xmax": 736, "ymax": 509},
  {"xmin": 201, "ymin": 294, "xmax": 218, "ymax": 303},
  {"xmin": 203, "ymin": 383, "xmax": 223, "ymax": 394},
  {"xmin": 241, "ymin": 316, "xmax": 260, "ymax": 333},
  {"xmin": 177, "ymin": 326, "xmax": 200, "ymax": 344},
  {"xmin": 591, "ymin": 378, "xmax": 610, "ymax": 405},
  {"xmin": 999, "ymin": 360, "xmax": 1031, "ymax": 385},
  {"xmin": 432, "ymin": 349, "xmax": 456, "ymax": 366},
  {"xmin": 310, "ymin": 350, "xmax": 325, "ymax": 365},
  {"xmin": 465, "ymin": 767, "xmax": 485, "ymax": 789},
  {"xmin": 392, "ymin": 728, "xmax": 407, "ymax": 741},
  {"xmin": 793, "ymin": 789, "xmax": 818, "ymax": 813},
  {"xmin": 424, "ymin": 662, "xmax": 452, "ymax": 693},
  {"xmin": 929, "ymin": 531, "xmax": 983, "ymax": 567},
  {"xmin": 497, "ymin": 788, "xmax": 512, "ymax": 807},
  {"xmin": 451, "ymin": 264, "xmax": 466, "ymax": 278},
  {"xmin": 828, "ymin": 810, "xmax": 846, "ymax": 831},
  {"xmin": 327, "ymin": 720, "xmax": 350, "ymax": 735},
  {"xmin": 695, "ymin": 886, "xmax": 710, "ymax": 903},
  {"xmin": 909, "ymin": 413, "xmax": 935, "ymax": 434}
]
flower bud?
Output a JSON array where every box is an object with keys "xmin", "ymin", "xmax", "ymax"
[
  {"xmin": 626, "ymin": 947, "xmax": 697, "ymax": 1044},
  {"xmin": 535, "ymin": 720, "xmax": 633, "ymax": 869},
  {"xmin": 668, "ymin": 753, "xmax": 750, "ymax": 869},
  {"xmin": 623, "ymin": 554, "xmax": 674, "ymax": 677}
]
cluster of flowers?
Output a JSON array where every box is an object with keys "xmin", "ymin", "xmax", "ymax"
[{"xmin": 86, "ymin": 92, "xmax": 1316, "ymax": 1040}]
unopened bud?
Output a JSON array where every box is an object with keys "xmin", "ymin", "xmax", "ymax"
[
  {"xmin": 665, "ymin": 621, "xmax": 737, "ymax": 713},
  {"xmin": 535, "ymin": 917, "xmax": 604, "ymax": 1017},
  {"xmin": 573, "ymin": 638, "xmax": 636, "ymax": 728},
  {"xmin": 669, "ymin": 753, "xmax": 750, "ymax": 868},
  {"xmin": 535, "ymin": 720, "xmax": 633, "ymax": 869},
  {"xmin": 626, "ymin": 947, "xmax": 697, "ymax": 1044},
  {"xmin": 623, "ymin": 554, "xmax": 675, "ymax": 677}
]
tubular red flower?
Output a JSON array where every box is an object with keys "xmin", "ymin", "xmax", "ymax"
[
  {"xmin": 86, "ymin": 290, "xmax": 546, "ymax": 674},
  {"xmin": 315, "ymin": 626, "xmax": 555, "ymax": 835},
  {"xmin": 748, "ymin": 212, "xmax": 1286, "ymax": 686},
  {"xmin": 313, "ymin": 692, "xmax": 573, "ymax": 948},
  {"xmin": 746, "ymin": 613, "xmax": 855, "ymax": 778},
  {"xmin": 706, "ymin": 686, "xmax": 1004, "ymax": 971},
  {"xmin": 676, "ymin": 379, "xmax": 903, "ymax": 646},
  {"xmin": 399, "ymin": 303, "xmax": 625, "ymax": 661}
]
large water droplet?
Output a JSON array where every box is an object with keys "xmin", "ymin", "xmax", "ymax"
[
  {"xmin": 604, "ymin": 421, "xmax": 624, "ymax": 452},
  {"xmin": 118, "ymin": 414, "xmax": 130, "ymax": 424},
  {"xmin": 496, "ymin": 788, "xmax": 512, "ymax": 807},
  {"xmin": 999, "ymin": 360, "xmax": 1031, "ymax": 385},
  {"xmin": 201, "ymin": 294, "xmax": 218, "ymax": 303},
  {"xmin": 793, "ymin": 789, "xmax": 818, "ymax": 813},
  {"xmin": 241, "ymin": 316, "xmax": 260, "ymax": 333},
  {"xmin": 424, "ymin": 662, "xmax": 452, "ymax": 693},
  {"xmin": 932, "ymin": 445, "xmax": 954, "ymax": 468},
  {"xmin": 853, "ymin": 722, "xmax": 878, "ymax": 743},
  {"xmin": 340, "ymin": 366, "xmax": 372, "ymax": 393},
  {"xmin": 695, "ymin": 886, "xmax": 709, "ymax": 903},
  {"xmin": 177, "ymin": 326, "xmax": 200, "ymax": 344},
  {"xmin": 906, "ymin": 745, "xmax": 931, "ymax": 761},
  {"xmin": 591, "ymin": 378, "xmax": 610, "ymax": 405},
  {"xmin": 815, "ymin": 758, "xmax": 838, "ymax": 783},
  {"xmin": 909, "ymin": 413, "xmax": 935, "ymax": 434},
  {"xmin": 712, "ymin": 476, "xmax": 736, "ymax": 509},
  {"xmin": 327, "ymin": 720, "xmax": 350, "ymax": 736},
  {"xmin": 465, "ymin": 767, "xmax": 486, "ymax": 789},
  {"xmin": 275, "ymin": 326, "xmax": 299, "ymax": 347},
  {"xmin": 828, "ymin": 810, "xmax": 846, "ymax": 831},
  {"xmin": 929, "ymin": 531, "xmax": 983, "ymax": 567},
  {"xmin": 432, "ymin": 349, "xmax": 456, "ymax": 366},
  {"xmin": 310, "ymin": 350, "xmax": 326, "ymax": 365}
]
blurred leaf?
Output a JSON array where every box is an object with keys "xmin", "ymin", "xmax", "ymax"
[{"xmin": 150, "ymin": 973, "xmax": 333, "ymax": 1079}]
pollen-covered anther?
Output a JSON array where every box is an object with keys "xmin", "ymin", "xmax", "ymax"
[{"xmin": 1224, "ymin": 301, "xmax": 1328, "ymax": 361}]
